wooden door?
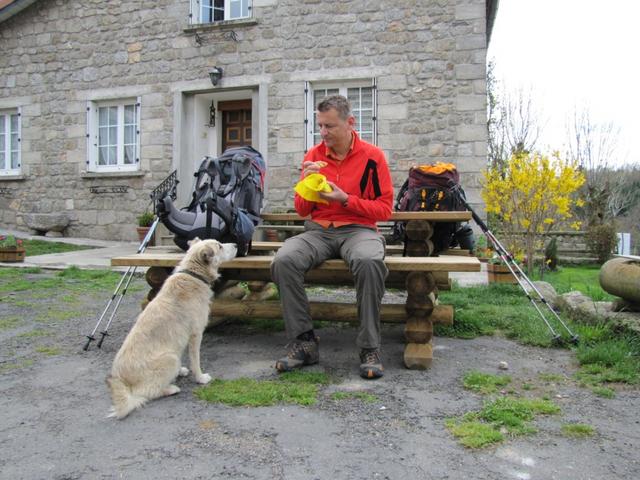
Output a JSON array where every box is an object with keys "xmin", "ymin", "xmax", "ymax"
[{"xmin": 219, "ymin": 100, "xmax": 252, "ymax": 151}]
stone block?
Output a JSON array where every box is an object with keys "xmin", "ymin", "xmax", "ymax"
[
  {"xmin": 454, "ymin": 63, "xmax": 484, "ymax": 80},
  {"xmin": 456, "ymin": 124, "xmax": 486, "ymax": 141},
  {"xmin": 23, "ymin": 213, "xmax": 70, "ymax": 235},
  {"xmin": 456, "ymin": 94, "xmax": 485, "ymax": 111}
]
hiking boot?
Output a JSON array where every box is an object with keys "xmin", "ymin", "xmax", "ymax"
[
  {"xmin": 359, "ymin": 348, "xmax": 384, "ymax": 379},
  {"xmin": 275, "ymin": 336, "xmax": 319, "ymax": 372}
]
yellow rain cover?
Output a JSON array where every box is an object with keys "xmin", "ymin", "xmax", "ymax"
[
  {"xmin": 294, "ymin": 173, "xmax": 333, "ymax": 204},
  {"xmin": 416, "ymin": 162, "xmax": 457, "ymax": 175}
]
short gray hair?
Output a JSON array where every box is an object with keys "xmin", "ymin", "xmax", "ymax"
[{"xmin": 317, "ymin": 95, "xmax": 352, "ymax": 120}]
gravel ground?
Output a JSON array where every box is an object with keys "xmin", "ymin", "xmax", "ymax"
[{"xmin": 1, "ymin": 271, "xmax": 639, "ymax": 480}]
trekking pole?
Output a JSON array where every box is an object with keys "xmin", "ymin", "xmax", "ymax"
[
  {"xmin": 447, "ymin": 181, "xmax": 579, "ymax": 345},
  {"xmin": 82, "ymin": 217, "xmax": 159, "ymax": 351},
  {"xmin": 95, "ymin": 217, "xmax": 160, "ymax": 348}
]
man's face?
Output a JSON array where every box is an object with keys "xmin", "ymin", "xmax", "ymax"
[{"xmin": 317, "ymin": 108, "xmax": 354, "ymax": 150}]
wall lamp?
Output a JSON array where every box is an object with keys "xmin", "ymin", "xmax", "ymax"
[{"xmin": 209, "ymin": 66, "xmax": 223, "ymax": 86}]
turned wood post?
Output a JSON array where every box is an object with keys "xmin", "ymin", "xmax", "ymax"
[
  {"xmin": 403, "ymin": 219, "xmax": 437, "ymax": 369},
  {"xmin": 143, "ymin": 266, "xmax": 173, "ymax": 309}
]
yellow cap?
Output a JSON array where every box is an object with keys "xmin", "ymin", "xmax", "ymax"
[{"xmin": 294, "ymin": 173, "xmax": 333, "ymax": 204}]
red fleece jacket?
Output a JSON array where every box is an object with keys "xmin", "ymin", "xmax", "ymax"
[{"xmin": 294, "ymin": 133, "xmax": 393, "ymax": 228}]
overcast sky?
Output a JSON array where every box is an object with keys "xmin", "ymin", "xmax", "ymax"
[{"xmin": 487, "ymin": 0, "xmax": 640, "ymax": 165}]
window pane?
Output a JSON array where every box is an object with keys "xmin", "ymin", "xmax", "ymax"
[
  {"xmin": 109, "ymin": 126, "xmax": 117, "ymax": 146},
  {"xmin": 98, "ymin": 127, "xmax": 108, "ymax": 147},
  {"xmin": 214, "ymin": 0, "xmax": 224, "ymax": 20},
  {"xmin": 124, "ymin": 145, "xmax": 134, "ymax": 165},
  {"xmin": 347, "ymin": 88, "xmax": 360, "ymax": 109},
  {"xmin": 98, "ymin": 146, "xmax": 107, "ymax": 165},
  {"xmin": 11, "ymin": 151, "xmax": 18, "ymax": 169},
  {"xmin": 124, "ymin": 125, "xmax": 135, "ymax": 144},
  {"xmin": 109, "ymin": 146, "xmax": 117, "ymax": 165},
  {"xmin": 98, "ymin": 107, "xmax": 109, "ymax": 126},
  {"xmin": 108, "ymin": 106, "xmax": 117, "ymax": 125},
  {"xmin": 10, "ymin": 114, "xmax": 18, "ymax": 132},
  {"xmin": 0, "ymin": 152, "xmax": 5, "ymax": 169},
  {"xmin": 361, "ymin": 88, "xmax": 373, "ymax": 108},
  {"xmin": 124, "ymin": 104, "xmax": 136, "ymax": 124},
  {"xmin": 230, "ymin": 0, "xmax": 241, "ymax": 18}
]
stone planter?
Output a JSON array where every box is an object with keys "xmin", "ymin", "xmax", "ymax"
[
  {"xmin": 487, "ymin": 263, "xmax": 517, "ymax": 284},
  {"xmin": 0, "ymin": 246, "xmax": 26, "ymax": 262}
]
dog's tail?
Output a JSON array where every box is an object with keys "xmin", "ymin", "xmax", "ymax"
[{"xmin": 106, "ymin": 376, "xmax": 147, "ymax": 419}]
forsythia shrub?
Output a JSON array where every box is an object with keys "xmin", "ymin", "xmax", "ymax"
[{"xmin": 482, "ymin": 151, "xmax": 585, "ymax": 275}]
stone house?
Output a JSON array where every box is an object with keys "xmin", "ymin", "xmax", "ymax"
[{"xmin": 0, "ymin": 0, "xmax": 497, "ymax": 241}]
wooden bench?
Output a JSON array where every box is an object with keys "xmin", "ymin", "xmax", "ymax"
[{"xmin": 111, "ymin": 211, "xmax": 480, "ymax": 369}]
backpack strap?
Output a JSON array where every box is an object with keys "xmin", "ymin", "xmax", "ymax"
[{"xmin": 359, "ymin": 159, "xmax": 381, "ymax": 198}]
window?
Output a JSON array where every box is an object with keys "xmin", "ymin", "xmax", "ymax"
[
  {"xmin": 190, "ymin": 0, "xmax": 251, "ymax": 24},
  {"xmin": 0, "ymin": 109, "xmax": 20, "ymax": 176},
  {"xmin": 305, "ymin": 80, "xmax": 377, "ymax": 150},
  {"xmin": 87, "ymin": 99, "xmax": 140, "ymax": 172}
]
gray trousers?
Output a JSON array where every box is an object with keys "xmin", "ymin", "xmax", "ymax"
[{"xmin": 270, "ymin": 221, "xmax": 388, "ymax": 349}]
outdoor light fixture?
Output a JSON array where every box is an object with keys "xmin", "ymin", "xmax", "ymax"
[{"xmin": 209, "ymin": 66, "xmax": 223, "ymax": 86}]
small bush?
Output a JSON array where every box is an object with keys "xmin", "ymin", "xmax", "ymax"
[{"xmin": 585, "ymin": 223, "xmax": 617, "ymax": 263}]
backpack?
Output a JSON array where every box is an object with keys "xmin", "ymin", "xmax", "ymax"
[
  {"xmin": 156, "ymin": 146, "xmax": 266, "ymax": 256},
  {"xmin": 393, "ymin": 163, "xmax": 474, "ymax": 254}
]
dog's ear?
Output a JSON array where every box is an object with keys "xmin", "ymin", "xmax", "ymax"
[
  {"xmin": 199, "ymin": 242, "xmax": 220, "ymax": 265},
  {"xmin": 188, "ymin": 237, "xmax": 202, "ymax": 248}
]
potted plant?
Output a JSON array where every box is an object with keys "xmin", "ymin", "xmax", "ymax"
[
  {"xmin": 136, "ymin": 210, "xmax": 156, "ymax": 245},
  {"xmin": 486, "ymin": 254, "xmax": 519, "ymax": 284},
  {"xmin": 474, "ymin": 234, "xmax": 493, "ymax": 262},
  {"xmin": 0, "ymin": 234, "xmax": 26, "ymax": 262}
]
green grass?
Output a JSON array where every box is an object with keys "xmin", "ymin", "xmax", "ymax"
[
  {"xmin": 575, "ymin": 337, "xmax": 640, "ymax": 385},
  {"xmin": 0, "ymin": 358, "xmax": 34, "ymax": 373},
  {"xmin": 35, "ymin": 345, "xmax": 62, "ymax": 356},
  {"xmin": 17, "ymin": 329, "xmax": 51, "ymax": 338},
  {"xmin": 591, "ymin": 386, "xmax": 616, "ymax": 398},
  {"xmin": 445, "ymin": 419, "xmax": 504, "ymax": 448},
  {"xmin": 0, "ymin": 266, "xmax": 143, "ymax": 295},
  {"xmin": 331, "ymin": 391, "xmax": 378, "ymax": 403},
  {"xmin": 561, "ymin": 423, "xmax": 596, "ymax": 438},
  {"xmin": 538, "ymin": 373, "xmax": 566, "ymax": 383},
  {"xmin": 194, "ymin": 371, "xmax": 333, "ymax": 407},
  {"xmin": 533, "ymin": 264, "xmax": 614, "ymax": 301},
  {"xmin": 463, "ymin": 370, "xmax": 511, "ymax": 394},
  {"xmin": 446, "ymin": 396, "xmax": 560, "ymax": 448},
  {"xmin": 436, "ymin": 274, "xmax": 640, "ymax": 390},
  {"xmin": 0, "ymin": 316, "xmax": 22, "ymax": 330},
  {"xmin": 437, "ymin": 283, "xmax": 570, "ymax": 347},
  {"xmin": 20, "ymin": 239, "xmax": 95, "ymax": 257}
]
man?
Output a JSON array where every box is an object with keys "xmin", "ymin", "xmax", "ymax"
[{"xmin": 270, "ymin": 95, "xmax": 394, "ymax": 379}]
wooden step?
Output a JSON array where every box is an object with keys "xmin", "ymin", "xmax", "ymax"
[{"xmin": 111, "ymin": 249, "xmax": 481, "ymax": 272}]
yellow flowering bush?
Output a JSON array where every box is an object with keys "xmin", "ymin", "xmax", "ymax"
[{"xmin": 482, "ymin": 151, "xmax": 585, "ymax": 274}]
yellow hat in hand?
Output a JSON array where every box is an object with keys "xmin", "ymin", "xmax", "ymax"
[{"xmin": 294, "ymin": 173, "xmax": 333, "ymax": 204}]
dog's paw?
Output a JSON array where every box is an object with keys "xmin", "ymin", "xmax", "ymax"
[
  {"xmin": 195, "ymin": 373, "xmax": 212, "ymax": 384},
  {"xmin": 179, "ymin": 367, "xmax": 190, "ymax": 377}
]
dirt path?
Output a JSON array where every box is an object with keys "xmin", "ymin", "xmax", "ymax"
[{"xmin": 1, "ymin": 272, "xmax": 639, "ymax": 479}]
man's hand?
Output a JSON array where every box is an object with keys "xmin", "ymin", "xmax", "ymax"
[
  {"xmin": 302, "ymin": 161, "xmax": 327, "ymax": 178},
  {"xmin": 319, "ymin": 181, "xmax": 348, "ymax": 205}
]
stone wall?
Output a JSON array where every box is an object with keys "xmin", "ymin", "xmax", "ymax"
[{"xmin": 0, "ymin": 0, "xmax": 490, "ymax": 241}]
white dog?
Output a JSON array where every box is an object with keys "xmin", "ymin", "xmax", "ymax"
[{"xmin": 107, "ymin": 238, "xmax": 237, "ymax": 419}]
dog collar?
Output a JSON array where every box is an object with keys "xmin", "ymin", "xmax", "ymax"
[{"xmin": 176, "ymin": 269, "xmax": 212, "ymax": 286}]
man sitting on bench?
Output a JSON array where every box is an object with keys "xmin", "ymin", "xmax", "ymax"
[{"xmin": 271, "ymin": 95, "xmax": 394, "ymax": 379}]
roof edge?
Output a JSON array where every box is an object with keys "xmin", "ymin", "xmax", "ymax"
[{"xmin": 0, "ymin": 0, "xmax": 39, "ymax": 24}]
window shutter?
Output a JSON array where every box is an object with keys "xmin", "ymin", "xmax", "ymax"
[
  {"xmin": 304, "ymin": 81, "xmax": 309, "ymax": 153},
  {"xmin": 135, "ymin": 97, "xmax": 141, "ymax": 164}
]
